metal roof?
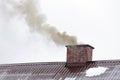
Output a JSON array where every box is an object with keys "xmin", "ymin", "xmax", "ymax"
[{"xmin": 0, "ymin": 60, "xmax": 120, "ymax": 80}]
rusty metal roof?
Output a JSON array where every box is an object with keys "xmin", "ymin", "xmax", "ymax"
[{"xmin": 0, "ymin": 60, "xmax": 120, "ymax": 80}]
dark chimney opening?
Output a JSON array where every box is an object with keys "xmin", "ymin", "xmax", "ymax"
[{"xmin": 65, "ymin": 44, "xmax": 94, "ymax": 67}]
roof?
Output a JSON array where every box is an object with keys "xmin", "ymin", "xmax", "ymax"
[{"xmin": 0, "ymin": 60, "xmax": 120, "ymax": 80}]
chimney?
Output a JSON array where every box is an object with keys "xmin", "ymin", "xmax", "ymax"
[{"xmin": 65, "ymin": 44, "xmax": 94, "ymax": 67}]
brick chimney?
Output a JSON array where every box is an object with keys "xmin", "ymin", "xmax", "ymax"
[{"xmin": 66, "ymin": 44, "xmax": 94, "ymax": 67}]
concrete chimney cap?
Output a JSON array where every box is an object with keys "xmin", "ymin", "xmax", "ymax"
[{"xmin": 65, "ymin": 44, "xmax": 94, "ymax": 49}]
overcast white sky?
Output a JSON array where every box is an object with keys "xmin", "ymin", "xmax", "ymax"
[{"xmin": 0, "ymin": 0, "xmax": 120, "ymax": 64}]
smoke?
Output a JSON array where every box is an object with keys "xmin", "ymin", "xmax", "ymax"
[{"xmin": 6, "ymin": 0, "xmax": 78, "ymax": 46}]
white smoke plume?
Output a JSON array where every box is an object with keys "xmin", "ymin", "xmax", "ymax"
[{"xmin": 5, "ymin": 0, "xmax": 78, "ymax": 46}]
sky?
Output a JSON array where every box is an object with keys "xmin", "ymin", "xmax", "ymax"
[{"xmin": 0, "ymin": 0, "xmax": 120, "ymax": 64}]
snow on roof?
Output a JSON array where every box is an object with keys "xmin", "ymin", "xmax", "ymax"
[{"xmin": 85, "ymin": 66, "xmax": 109, "ymax": 77}]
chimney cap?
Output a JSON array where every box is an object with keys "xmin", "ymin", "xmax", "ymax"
[{"xmin": 66, "ymin": 44, "xmax": 94, "ymax": 49}]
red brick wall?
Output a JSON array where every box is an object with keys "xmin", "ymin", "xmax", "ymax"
[{"xmin": 66, "ymin": 45, "xmax": 94, "ymax": 64}]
